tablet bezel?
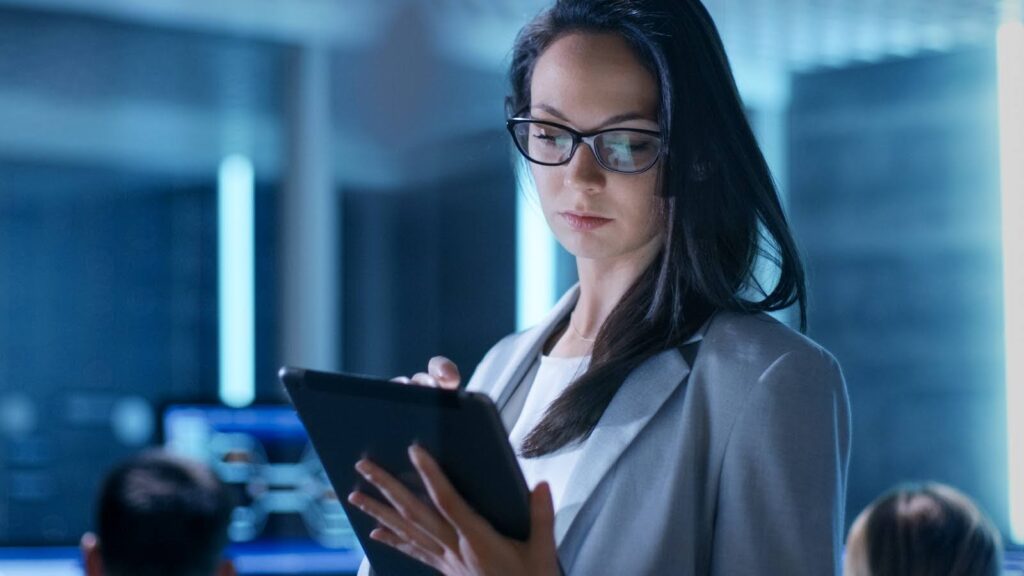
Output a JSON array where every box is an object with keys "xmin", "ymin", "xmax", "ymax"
[{"xmin": 280, "ymin": 366, "xmax": 532, "ymax": 576}]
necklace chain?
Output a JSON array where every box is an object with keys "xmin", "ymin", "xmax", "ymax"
[{"xmin": 569, "ymin": 313, "xmax": 597, "ymax": 342}]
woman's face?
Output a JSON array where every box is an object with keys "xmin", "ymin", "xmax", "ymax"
[{"xmin": 528, "ymin": 32, "xmax": 665, "ymax": 264}]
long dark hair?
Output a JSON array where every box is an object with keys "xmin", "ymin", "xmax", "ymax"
[
  {"xmin": 508, "ymin": 0, "xmax": 806, "ymax": 457},
  {"xmin": 855, "ymin": 484, "xmax": 1003, "ymax": 576}
]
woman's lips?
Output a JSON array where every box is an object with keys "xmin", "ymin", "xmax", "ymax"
[{"xmin": 561, "ymin": 212, "xmax": 613, "ymax": 231}]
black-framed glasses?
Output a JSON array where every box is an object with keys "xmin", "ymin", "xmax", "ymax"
[{"xmin": 506, "ymin": 117, "xmax": 663, "ymax": 174}]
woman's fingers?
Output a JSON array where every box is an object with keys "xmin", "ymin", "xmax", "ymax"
[
  {"xmin": 390, "ymin": 356, "xmax": 460, "ymax": 389},
  {"xmin": 347, "ymin": 490, "xmax": 445, "ymax": 556},
  {"xmin": 428, "ymin": 356, "xmax": 461, "ymax": 389},
  {"xmin": 353, "ymin": 459, "xmax": 458, "ymax": 549},
  {"xmin": 408, "ymin": 444, "xmax": 491, "ymax": 537},
  {"xmin": 409, "ymin": 372, "xmax": 439, "ymax": 387},
  {"xmin": 369, "ymin": 527, "xmax": 448, "ymax": 573},
  {"xmin": 530, "ymin": 482, "xmax": 558, "ymax": 555}
]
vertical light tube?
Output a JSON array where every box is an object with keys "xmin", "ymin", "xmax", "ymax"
[
  {"xmin": 998, "ymin": 15, "xmax": 1024, "ymax": 544},
  {"xmin": 516, "ymin": 164, "xmax": 557, "ymax": 331},
  {"xmin": 218, "ymin": 155, "xmax": 256, "ymax": 408},
  {"xmin": 281, "ymin": 46, "xmax": 338, "ymax": 373}
]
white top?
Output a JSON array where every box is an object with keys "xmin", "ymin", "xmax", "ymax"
[{"xmin": 507, "ymin": 353, "xmax": 591, "ymax": 513}]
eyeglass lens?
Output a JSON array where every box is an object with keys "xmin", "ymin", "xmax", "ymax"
[{"xmin": 512, "ymin": 121, "xmax": 660, "ymax": 173}]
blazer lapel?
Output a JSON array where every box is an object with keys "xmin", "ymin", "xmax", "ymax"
[
  {"xmin": 554, "ymin": 347, "xmax": 692, "ymax": 544},
  {"xmin": 489, "ymin": 285, "xmax": 581, "ymax": 408}
]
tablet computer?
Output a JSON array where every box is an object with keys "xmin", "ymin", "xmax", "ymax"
[{"xmin": 279, "ymin": 367, "xmax": 531, "ymax": 576}]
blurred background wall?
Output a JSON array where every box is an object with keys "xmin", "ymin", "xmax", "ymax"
[{"xmin": 0, "ymin": 0, "xmax": 1020, "ymax": 569}]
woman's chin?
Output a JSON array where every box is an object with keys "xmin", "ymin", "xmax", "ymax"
[
  {"xmin": 558, "ymin": 241, "xmax": 623, "ymax": 262},
  {"xmin": 555, "ymin": 233, "xmax": 665, "ymax": 268}
]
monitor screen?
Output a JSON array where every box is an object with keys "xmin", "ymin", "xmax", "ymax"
[
  {"xmin": 0, "ymin": 404, "xmax": 363, "ymax": 575},
  {"xmin": 162, "ymin": 404, "xmax": 358, "ymax": 551}
]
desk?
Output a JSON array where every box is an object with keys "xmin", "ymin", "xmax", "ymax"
[{"xmin": 0, "ymin": 542, "xmax": 363, "ymax": 576}]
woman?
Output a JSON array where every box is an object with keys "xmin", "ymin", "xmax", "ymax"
[
  {"xmin": 349, "ymin": 0, "xmax": 851, "ymax": 574},
  {"xmin": 844, "ymin": 484, "xmax": 1003, "ymax": 576}
]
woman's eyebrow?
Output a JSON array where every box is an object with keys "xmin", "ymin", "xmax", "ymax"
[{"xmin": 532, "ymin": 103, "xmax": 656, "ymax": 129}]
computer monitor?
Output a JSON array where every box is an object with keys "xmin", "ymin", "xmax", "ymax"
[
  {"xmin": 0, "ymin": 404, "xmax": 363, "ymax": 576},
  {"xmin": 162, "ymin": 404, "xmax": 358, "ymax": 550},
  {"xmin": 161, "ymin": 404, "xmax": 363, "ymax": 575}
]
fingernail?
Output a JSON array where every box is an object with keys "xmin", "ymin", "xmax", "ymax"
[
  {"xmin": 355, "ymin": 461, "xmax": 371, "ymax": 477},
  {"xmin": 410, "ymin": 445, "xmax": 430, "ymax": 465},
  {"xmin": 347, "ymin": 492, "xmax": 360, "ymax": 506}
]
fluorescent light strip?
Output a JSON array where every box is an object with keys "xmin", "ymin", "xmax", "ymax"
[
  {"xmin": 218, "ymin": 155, "xmax": 256, "ymax": 408},
  {"xmin": 515, "ymin": 163, "xmax": 557, "ymax": 331},
  {"xmin": 998, "ymin": 17, "xmax": 1024, "ymax": 545}
]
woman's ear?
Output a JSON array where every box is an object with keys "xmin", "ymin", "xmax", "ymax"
[{"xmin": 80, "ymin": 532, "xmax": 104, "ymax": 576}]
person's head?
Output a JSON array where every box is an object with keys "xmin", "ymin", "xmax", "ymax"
[
  {"xmin": 845, "ymin": 483, "xmax": 1003, "ymax": 576},
  {"xmin": 506, "ymin": 0, "xmax": 806, "ymax": 457},
  {"xmin": 511, "ymin": 31, "xmax": 665, "ymax": 270},
  {"xmin": 81, "ymin": 450, "xmax": 236, "ymax": 576}
]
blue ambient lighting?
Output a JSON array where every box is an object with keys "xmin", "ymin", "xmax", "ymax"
[
  {"xmin": 997, "ymin": 14, "xmax": 1024, "ymax": 545},
  {"xmin": 218, "ymin": 155, "xmax": 256, "ymax": 408},
  {"xmin": 515, "ymin": 164, "xmax": 557, "ymax": 331}
]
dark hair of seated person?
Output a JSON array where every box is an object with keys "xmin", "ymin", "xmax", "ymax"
[
  {"xmin": 845, "ymin": 483, "xmax": 1003, "ymax": 576},
  {"xmin": 80, "ymin": 450, "xmax": 236, "ymax": 576}
]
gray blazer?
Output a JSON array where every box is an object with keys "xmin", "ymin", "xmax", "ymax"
[{"xmin": 361, "ymin": 285, "xmax": 851, "ymax": 575}]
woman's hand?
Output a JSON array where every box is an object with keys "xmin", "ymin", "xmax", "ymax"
[
  {"xmin": 347, "ymin": 445, "xmax": 560, "ymax": 576},
  {"xmin": 391, "ymin": 356, "xmax": 461, "ymax": 389}
]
